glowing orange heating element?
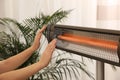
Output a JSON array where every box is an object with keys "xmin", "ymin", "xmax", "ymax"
[{"xmin": 58, "ymin": 33, "xmax": 118, "ymax": 50}]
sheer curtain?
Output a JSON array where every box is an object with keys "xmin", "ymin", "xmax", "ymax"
[
  {"xmin": 1, "ymin": 0, "xmax": 97, "ymax": 80},
  {"xmin": 2, "ymin": 0, "xmax": 97, "ymax": 27},
  {"xmin": 1, "ymin": 0, "xmax": 120, "ymax": 80},
  {"xmin": 97, "ymin": 0, "xmax": 120, "ymax": 80}
]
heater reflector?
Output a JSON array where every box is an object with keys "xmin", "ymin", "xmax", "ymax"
[{"xmin": 58, "ymin": 33, "xmax": 118, "ymax": 50}]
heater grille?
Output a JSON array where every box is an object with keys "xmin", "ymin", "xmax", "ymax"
[
  {"xmin": 65, "ymin": 29, "xmax": 119, "ymax": 42},
  {"xmin": 57, "ymin": 39, "xmax": 119, "ymax": 63},
  {"xmin": 46, "ymin": 25, "xmax": 120, "ymax": 66}
]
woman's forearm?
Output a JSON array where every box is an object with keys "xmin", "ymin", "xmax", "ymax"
[
  {"xmin": 0, "ymin": 47, "xmax": 35, "ymax": 74},
  {"xmin": 0, "ymin": 61, "xmax": 44, "ymax": 80},
  {"xmin": 0, "ymin": 26, "xmax": 46, "ymax": 74},
  {"xmin": 0, "ymin": 39, "xmax": 56, "ymax": 80}
]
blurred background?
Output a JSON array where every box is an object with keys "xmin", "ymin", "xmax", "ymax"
[{"xmin": 0, "ymin": 0, "xmax": 120, "ymax": 80}]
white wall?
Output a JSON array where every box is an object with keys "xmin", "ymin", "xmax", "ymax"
[
  {"xmin": 0, "ymin": 0, "xmax": 6, "ymax": 31},
  {"xmin": 0, "ymin": 0, "xmax": 5, "ymax": 18}
]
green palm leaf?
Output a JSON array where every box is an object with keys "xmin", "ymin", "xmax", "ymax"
[{"xmin": 0, "ymin": 9, "xmax": 94, "ymax": 80}]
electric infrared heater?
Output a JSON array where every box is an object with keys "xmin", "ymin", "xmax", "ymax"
[{"xmin": 46, "ymin": 25, "xmax": 120, "ymax": 66}]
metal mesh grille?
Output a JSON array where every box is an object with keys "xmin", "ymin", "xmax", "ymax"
[
  {"xmin": 57, "ymin": 40, "xmax": 119, "ymax": 63},
  {"xmin": 57, "ymin": 29, "xmax": 120, "ymax": 63},
  {"xmin": 64, "ymin": 29, "xmax": 119, "ymax": 42}
]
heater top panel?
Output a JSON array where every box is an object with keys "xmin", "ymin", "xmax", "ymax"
[{"xmin": 55, "ymin": 25, "xmax": 120, "ymax": 36}]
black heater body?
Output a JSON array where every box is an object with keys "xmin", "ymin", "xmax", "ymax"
[{"xmin": 46, "ymin": 25, "xmax": 120, "ymax": 66}]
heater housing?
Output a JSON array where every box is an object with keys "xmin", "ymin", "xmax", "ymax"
[{"xmin": 46, "ymin": 25, "xmax": 120, "ymax": 66}]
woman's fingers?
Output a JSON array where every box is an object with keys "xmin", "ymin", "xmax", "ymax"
[
  {"xmin": 36, "ymin": 25, "xmax": 47, "ymax": 38},
  {"xmin": 43, "ymin": 39, "xmax": 57, "ymax": 56},
  {"xmin": 48, "ymin": 39, "xmax": 57, "ymax": 52},
  {"xmin": 31, "ymin": 25, "xmax": 47, "ymax": 51},
  {"xmin": 38, "ymin": 39, "xmax": 57, "ymax": 68},
  {"xmin": 39, "ymin": 25, "xmax": 47, "ymax": 33},
  {"xmin": 49, "ymin": 39, "xmax": 57, "ymax": 46},
  {"xmin": 35, "ymin": 25, "xmax": 47, "ymax": 42}
]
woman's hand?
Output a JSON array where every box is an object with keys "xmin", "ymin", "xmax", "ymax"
[
  {"xmin": 31, "ymin": 26, "xmax": 46, "ymax": 51},
  {"xmin": 0, "ymin": 37, "xmax": 57, "ymax": 80},
  {"xmin": 39, "ymin": 39, "xmax": 57, "ymax": 68}
]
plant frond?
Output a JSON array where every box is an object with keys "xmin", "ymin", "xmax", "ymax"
[{"xmin": 0, "ymin": 9, "xmax": 95, "ymax": 80}]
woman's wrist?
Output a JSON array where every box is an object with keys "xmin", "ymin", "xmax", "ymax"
[
  {"xmin": 37, "ymin": 60, "xmax": 47, "ymax": 69},
  {"xmin": 29, "ymin": 46, "xmax": 36, "ymax": 52}
]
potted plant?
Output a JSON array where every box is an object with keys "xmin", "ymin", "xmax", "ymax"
[{"xmin": 0, "ymin": 9, "xmax": 94, "ymax": 80}]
